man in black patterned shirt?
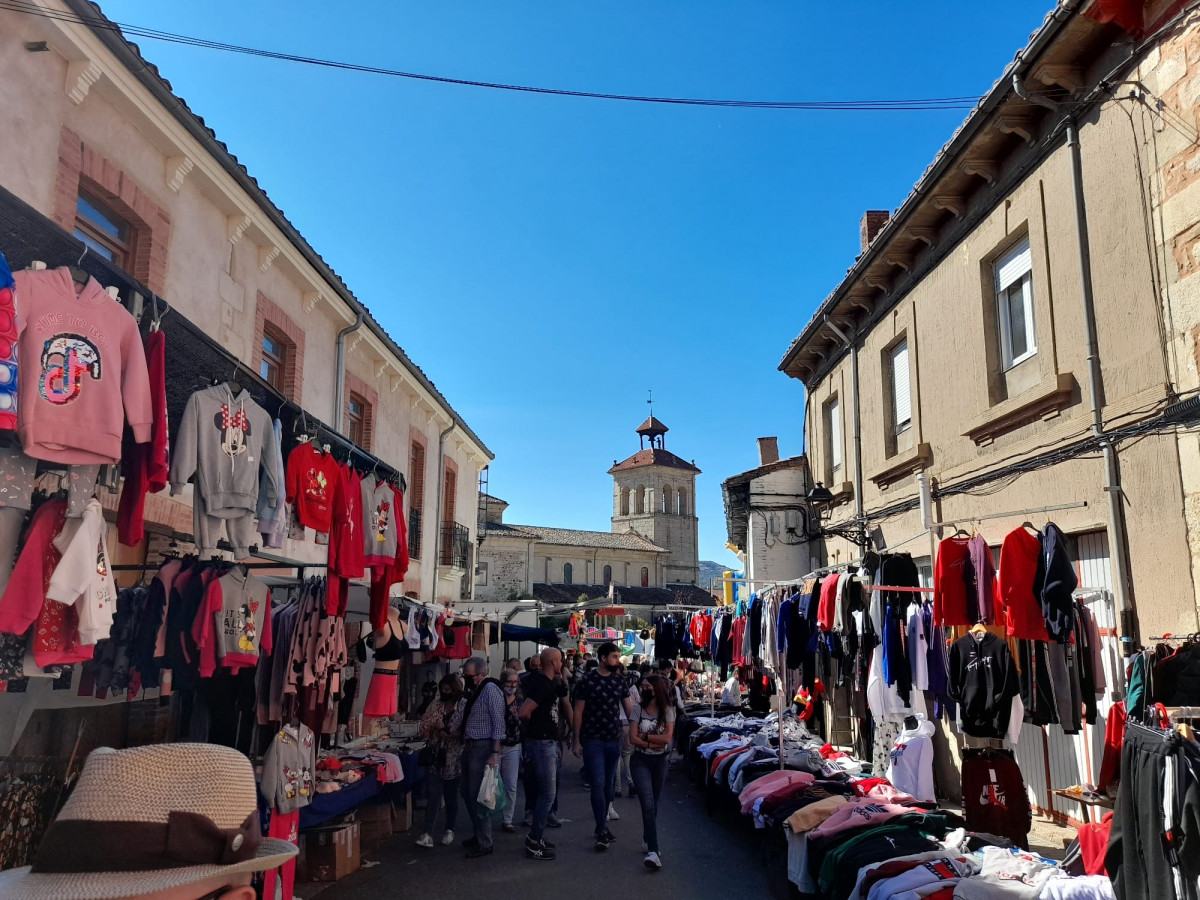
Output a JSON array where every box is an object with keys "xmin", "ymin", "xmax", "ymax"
[{"xmin": 572, "ymin": 641, "xmax": 632, "ymax": 851}]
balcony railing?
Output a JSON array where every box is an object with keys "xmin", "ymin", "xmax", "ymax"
[
  {"xmin": 440, "ymin": 522, "xmax": 470, "ymax": 569},
  {"xmin": 408, "ymin": 508, "xmax": 422, "ymax": 560}
]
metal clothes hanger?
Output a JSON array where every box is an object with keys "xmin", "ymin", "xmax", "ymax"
[{"xmin": 67, "ymin": 245, "xmax": 89, "ymax": 286}]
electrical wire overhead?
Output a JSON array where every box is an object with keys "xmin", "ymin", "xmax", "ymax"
[{"xmin": 4, "ymin": 0, "xmax": 981, "ymax": 112}]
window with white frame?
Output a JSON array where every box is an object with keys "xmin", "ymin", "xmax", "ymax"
[
  {"xmin": 995, "ymin": 237, "xmax": 1036, "ymax": 370},
  {"xmin": 889, "ymin": 340, "xmax": 911, "ymax": 435},
  {"xmin": 826, "ymin": 396, "xmax": 843, "ymax": 476}
]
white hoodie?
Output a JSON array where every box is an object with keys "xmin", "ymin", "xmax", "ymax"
[
  {"xmin": 887, "ymin": 715, "xmax": 937, "ymax": 803},
  {"xmin": 46, "ymin": 498, "xmax": 116, "ymax": 645}
]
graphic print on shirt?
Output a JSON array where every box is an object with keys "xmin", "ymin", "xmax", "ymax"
[
  {"xmin": 223, "ymin": 599, "xmax": 260, "ymax": 652},
  {"xmin": 305, "ymin": 468, "xmax": 329, "ymax": 506},
  {"xmin": 922, "ymin": 860, "xmax": 961, "ymax": 880},
  {"xmin": 374, "ymin": 498, "xmax": 390, "ymax": 543},
  {"xmin": 214, "ymin": 404, "xmax": 251, "ymax": 458},
  {"xmin": 282, "ymin": 765, "xmax": 298, "ymax": 799},
  {"xmin": 94, "ymin": 537, "xmax": 107, "ymax": 579},
  {"xmin": 979, "ymin": 781, "xmax": 1009, "ymax": 811},
  {"xmin": 38, "ymin": 334, "xmax": 101, "ymax": 405}
]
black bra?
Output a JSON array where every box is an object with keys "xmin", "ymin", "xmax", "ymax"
[{"xmin": 374, "ymin": 625, "xmax": 406, "ymax": 662}]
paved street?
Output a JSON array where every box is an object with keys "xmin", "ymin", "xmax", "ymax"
[{"xmin": 308, "ymin": 763, "xmax": 781, "ymax": 899}]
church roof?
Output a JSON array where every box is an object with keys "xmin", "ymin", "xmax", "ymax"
[
  {"xmin": 608, "ymin": 448, "xmax": 701, "ymax": 475},
  {"xmin": 532, "ymin": 583, "xmax": 720, "ymax": 607},
  {"xmin": 636, "ymin": 416, "xmax": 669, "ymax": 437},
  {"xmin": 481, "ymin": 522, "xmax": 667, "ymax": 553}
]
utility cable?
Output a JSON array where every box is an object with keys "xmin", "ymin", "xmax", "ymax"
[{"xmin": 5, "ymin": 0, "xmax": 982, "ymax": 112}]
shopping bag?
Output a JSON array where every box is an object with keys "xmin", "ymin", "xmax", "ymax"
[
  {"xmin": 477, "ymin": 764, "xmax": 499, "ymax": 810},
  {"xmin": 493, "ymin": 771, "xmax": 508, "ymax": 817}
]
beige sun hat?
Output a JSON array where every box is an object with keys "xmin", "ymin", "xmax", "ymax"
[{"xmin": 1, "ymin": 743, "xmax": 298, "ymax": 900}]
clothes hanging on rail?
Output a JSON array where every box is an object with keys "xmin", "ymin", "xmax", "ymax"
[
  {"xmin": 12, "ymin": 267, "xmax": 153, "ymax": 465},
  {"xmin": 116, "ymin": 326, "xmax": 170, "ymax": 547},
  {"xmin": 948, "ymin": 631, "xmax": 1020, "ymax": 740},
  {"xmin": 169, "ymin": 383, "xmax": 279, "ymax": 557}
]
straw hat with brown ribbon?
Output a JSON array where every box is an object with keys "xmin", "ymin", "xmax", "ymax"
[{"xmin": 1, "ymin": 743, "xmax": 297, "ymax": 900}]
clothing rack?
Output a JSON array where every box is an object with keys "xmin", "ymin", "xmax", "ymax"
[
  {"xmin": 868, "ymin": 585, "xmax": 934, "ymax": 594},
  {"xmin": 109, "ymin": 561, "xmax": 313, "ymax": 572},
  {"xmin": 930, "ymin": 500, "xmax": 1087, "ymax": 529}
]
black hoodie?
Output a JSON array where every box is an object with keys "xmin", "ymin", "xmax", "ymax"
[
  {"xmin": 1036, "ymin": 522, "xmax": 1077, "ymax": 643},
  {"xmin": 949, "ymin": 632, "xmax": 1020, "ymax": 739}
]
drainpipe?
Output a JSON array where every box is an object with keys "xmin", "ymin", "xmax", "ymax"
[
  {"xmin": 334, "ymin": 312, "xmax": 364, "ymax": 433},
  {"xmin": 432, "ymin": 421, "xmax": 457, "ymax": 605},
  {"xmin": 1067, "ymin": 119, "xmax": 1137, "ymax": 643},
  {"xmin": 1012, "ymin": 75, "xmax": 1137, "ymax": 642},
  {"xmin": 824, "ymin": 317, "xmax": 863, "ymax": 520}
]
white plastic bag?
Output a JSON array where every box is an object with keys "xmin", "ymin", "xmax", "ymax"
[{"xmin": 477, "ymin": 763, "xmax": 499, "ymax": 810}]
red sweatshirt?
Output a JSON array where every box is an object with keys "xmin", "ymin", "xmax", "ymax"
[
  {"xmin": 328, "ymin": 464, "xmax": 365, "ymax": 579},
  {"xmin": 933, "ymin": 537, "xmax": 972, "ymax": 626},
  {"xmin": 995, "ymin": 527, "xmax": 1049, "ymax": 641},
  {"xmin": 286, "ymin": 443, "xmax": 339, "ymax": 533},
  {"xmin": 817, "ymin": 573, "xmax": 841, "ymax": 632},
  {"xmin": 117, "ymin": 329, "xmax": 169, "ymax": 546}
]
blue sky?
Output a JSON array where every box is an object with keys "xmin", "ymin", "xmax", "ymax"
[{"xmin": 98, "ymin": 0, "xmax": 1054, "ymax": 569}]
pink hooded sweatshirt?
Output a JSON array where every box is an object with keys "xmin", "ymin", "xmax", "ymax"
[{"xmin": 13, "ymin": 268, "xmax": 152, "ymax": 464}]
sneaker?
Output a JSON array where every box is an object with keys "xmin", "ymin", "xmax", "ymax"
[
  {"xmin": 439, "ymin": 830, "xmax": 455, "ymax": 846},
  {"xmin": 501, "ymin": 823, "xmax": 516, "ymax": 833},
  {"xmin": 526, "ymin": 842, "xmax": 556, "ymax": 860},
  {"xmin": 599, "ymin": 829, "xmax": 617, "ymax": 843},
  {"xmin": 415, "ymin": 833, "xmax": 434, "ymax": 848},
  {"xmin": 525, "ymin": 836, "xmax": 556, "ymax": 852},
  {"xmin": 546, "ymin": 815, "xmax": 563, "ymax": 828},
  {"xmin": 466, "ymin": 845, "xmax": 493, "ymax": 859},
  {"xmin": 607, "ymin": 803, "xmax": 620, "ymax": 821},
  {"xmin": 594, "ymin": 835, "xmax": 609, "ymax": 852},
  {"xmin": 644, "ymin": 851, "xmax": 663, "ymax": 870}
]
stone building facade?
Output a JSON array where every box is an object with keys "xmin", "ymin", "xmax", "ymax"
[
  {"xmin": 609, "ymin": 417, "xmax": 701, "ymax": 586},
  {"xmin": 781, "ymin": 0, "xmax": 1200, "ymax": 643},
  {"xmin": 476, "ymin": 495, "xmax": 669, "ymax": 602},
  {"xmin": 0, "ymin": 0, "xmax": 493, "ymax": 610}
]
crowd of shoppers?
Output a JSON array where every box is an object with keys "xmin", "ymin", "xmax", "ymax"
[{"xmin": 409, "ymin": 640, "xmax": 687, "ymax": 871}]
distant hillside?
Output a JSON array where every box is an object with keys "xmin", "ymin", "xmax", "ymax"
[{"xmin": 698, "ymin": 559, "xmax": 734, "ymax": 593}]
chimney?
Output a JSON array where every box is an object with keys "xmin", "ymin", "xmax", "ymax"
[
  {"xmin": 860, "ymin": 210, "xmax": 890, "ymax": 253},
  {"xmin": 757, "ymin": 437, "xmax": 780, "ymax": 466}
]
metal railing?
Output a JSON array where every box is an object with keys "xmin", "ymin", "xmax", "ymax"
[
  {"xmin": 408, "ymin": 508, "xmax": 422, "ymax": 560},
  {"xmin": 440, "ymin": 522, "xmax": 470, "ymax": 569}
]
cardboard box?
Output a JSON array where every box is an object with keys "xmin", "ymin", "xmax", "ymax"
[
  {"xmin": 393, "ymin": 793, "xmax": 413, "ymax": 834},
  {"xmin": 357, "ymin": 802, "xmax": 393, "ymax": 849},
  {"xmin": 303, "ymin": 822, "xmax": 360, "ymax": 882}
]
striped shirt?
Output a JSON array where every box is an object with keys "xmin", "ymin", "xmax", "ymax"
[{"xmin": 463, "ymin": 681, "xmax": 506, "ymax": 741}]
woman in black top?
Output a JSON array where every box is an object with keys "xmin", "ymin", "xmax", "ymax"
[{"xmin": 499, "ymin": 669, "xmax": 524, "ymax": 832}]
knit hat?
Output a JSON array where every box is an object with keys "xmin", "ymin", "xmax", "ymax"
[{"xmin": 0, "ymin": 743, "xmax": 298, "ymax": 900}]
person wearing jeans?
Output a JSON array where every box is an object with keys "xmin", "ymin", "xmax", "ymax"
[
  {"xmin": 459, "ymin": 657, "xmax": 505, "ymax": 859},
  {"xmin": 519, "ymin": 647, "xmax": 567, "ymax": 860},
  {"xmin": 498, "ymin": 670, "xmax": 523, "ymax": 831},
  {"xmin": 628, "ymin": 675, "xmax": 676, "ymax": 869},
  {"xmin": 415, "ymin": 674, "xmax": 464, "ymax": 848},
  {"xmin": 572, "ymin": 642, "xmax": 632, "ymax": 851}
]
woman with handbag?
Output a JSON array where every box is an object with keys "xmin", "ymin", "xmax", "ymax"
[{"xmin": 415, "ymin": 674, "xmax": 465, "ymax": 848}]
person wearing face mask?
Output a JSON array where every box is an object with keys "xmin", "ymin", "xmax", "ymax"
[
  {"xmin": 519, "ymin": 647, "xmax": 565, "ymax": 861},
  {"xmin": 459, "ymin": 657, "xmax": 505, "ymax": 858},
  {"xmin": 415, "ymin": 674, "xmax": 465, "ymax": 849},
  {"xmin": 628, "ymin": 675, "xmax": 676, "ymax": 870},
  {"xmin": 498, "ymin": 670, "xmax": 523, "ymax": 833},
  {"xmin": 573, "ymin": 641, "xmax": 633, "ymax": 851}
]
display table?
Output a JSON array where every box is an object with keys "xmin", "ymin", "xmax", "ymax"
[{"xmin": 1050, "ymin": 787, "xmax": 1114, "ymax": 824}]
